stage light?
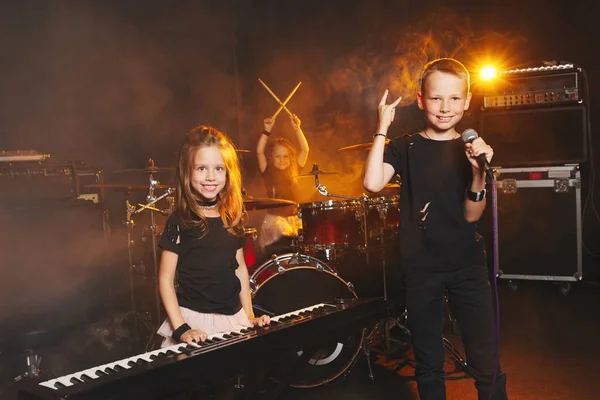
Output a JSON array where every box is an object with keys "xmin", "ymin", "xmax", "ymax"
[{"xmin": 481, "ymin": 66, "xmax": 497, "ymax": 81}]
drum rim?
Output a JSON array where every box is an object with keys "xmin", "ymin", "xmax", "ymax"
[
  {"xmin": 298, "ymin": 199, "xmax": 361, "ymax": 209},
  {"xmin": 366, "ymin": 194, "xmax": 400, "ymax": 205},
  {"xmin": 249, "ymin": 253, "xmax": 358, "ymax": 297}
]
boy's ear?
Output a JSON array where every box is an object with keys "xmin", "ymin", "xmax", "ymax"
[
  {"xmin": 417, "ymin": 92, "xmax": 425, "ymax": 110},
  {"xmin": 464, "ymin": 91, "xmax": 473, "ymax": 110}
]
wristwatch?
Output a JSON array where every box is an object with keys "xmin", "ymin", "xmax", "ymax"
[{"xmin": 467, "ymin": 188, "xmax": 487, "ymax": 202}]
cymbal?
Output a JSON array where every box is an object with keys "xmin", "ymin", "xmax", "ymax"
[
  {"xmin": 243, "ymin": 195, "xmax": 295, "ymax": 211},
  {"xmin": 107, "ymin": 166, "xmax": 175, "ymax": 174},
  {"xmin": 384, "ymin": 183, "xmax": 400, "ymax": 188},
  {"xmin": 85, "ymin": 183, "xmax": 172, "ymax": 191},
  {"xmin": 295, "ymin": 170, "xmax": 339, "ymax": 177},
  {"xmin": 337, "ymin": 139, "xmax": 389, "ymax": 152}
]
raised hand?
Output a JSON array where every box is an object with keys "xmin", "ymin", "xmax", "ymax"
[
  {"xmin": 264, "ymin": 117, "xmax": 276, "ymax": 133},
  {"xmin": 377, "ymin": 90, "xmax": 402, "ymax": 133},
  {"xmin": 290, "ymin": 113, "xmax": 301, "ymax": 131}
]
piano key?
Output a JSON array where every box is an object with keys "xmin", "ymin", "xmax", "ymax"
[{"xmin": 80, "ymin": 374, "xmax": 94, "ymax": 382}]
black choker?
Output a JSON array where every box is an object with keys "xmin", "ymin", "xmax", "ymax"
[{"xmin": 198, "ymin": 200, "xmax": 218, "ymax": 207}]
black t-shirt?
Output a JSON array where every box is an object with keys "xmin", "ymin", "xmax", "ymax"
[
  {"xmin": 159, "ymin": 212, "xmax": 245, "ymax": 315},
  {"xmin": 262, "ymin": 165, "xmax": 299, "ymax": 217},
  {"xmin": 383, "ymin": 133, "xmax": 484, "ymax": 271}
]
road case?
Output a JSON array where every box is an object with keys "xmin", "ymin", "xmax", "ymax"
[{"xmin": 487, "ymin": 165, "xmax": 582, "ymax": 289}]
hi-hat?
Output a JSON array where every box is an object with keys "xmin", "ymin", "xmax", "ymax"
[
  {"xmin": 337, "ymin": 139, "xmax": 390, "ymax": 152},
  {"xmin": 384, "ymin": 183, "xmax": 400, "ymax": 189},
  {"xmin": 243, "ymin": 195, "xmax": 295, "ymax": 211},
  {"xmin": 85, "ymin": 183, "xmax": 172, "ymax": 191}
]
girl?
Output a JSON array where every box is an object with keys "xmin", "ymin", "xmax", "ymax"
[
  {"xmin": 255, "ymin": 113, "xmax": 309, "ymax": 249},
  {"xmin": 157, "ymin": 125, "xmax": 269, "ymax": 348}
]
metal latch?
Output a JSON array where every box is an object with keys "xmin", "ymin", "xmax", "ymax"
[
  {"xmin": 554, "ymin": 178, "xmax": 569, "ymax": 193},
  {"xmin": 501, "ymin": 179, "xmax": 517, "ymax": 194}
]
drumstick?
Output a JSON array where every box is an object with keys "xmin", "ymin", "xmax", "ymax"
[{"xmin": 258, "ymin": 79, "xmax": 301, "ymax": 119}]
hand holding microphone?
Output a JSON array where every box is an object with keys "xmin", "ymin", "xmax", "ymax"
[{"xmin": 461, "ymin": 129, "xmax": 495, "ymax": 182}]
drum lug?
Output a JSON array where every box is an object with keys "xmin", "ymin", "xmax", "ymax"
[
  {"xmin": 316, "ymin": 263, "xmax": 324, "ymax": 272},
  {"xmin": 277, "ymin": 265, "xmax": 286, "ymax": 274},
  {"xmin": 346, "ymin": 281, "xmax": 355, "ymax": 291},
  {"xmin": 377, "ymin": 205, "xmax": 389, "ymax": 220}
]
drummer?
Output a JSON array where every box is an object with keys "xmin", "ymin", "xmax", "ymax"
[{"xmin": 255, "ymin": 113, "xmax": 309, "ymax": 252}]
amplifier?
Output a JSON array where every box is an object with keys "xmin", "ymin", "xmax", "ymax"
[
  {"xmin": 480, "ymin": 105, "xmax": 588, "ymax": 167},
  {"xmin": 482, "ymin": 64, "xmax": 582, "ymax": 110},
  {"xmin": 0, "ymin": 158, "xmax": 103, "ymax": 208}
]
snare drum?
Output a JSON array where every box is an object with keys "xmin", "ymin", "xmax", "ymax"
[
  {"xmin": 250, "ymin": 253, "xmax": 362, "ymax": 388},
  {"xmin": 366, "ymin": 195, "xmax": 400, "ymax": 246},
  {"xmin": 297, "ymin": 200, "xmax": 362, "ymax": 260}
]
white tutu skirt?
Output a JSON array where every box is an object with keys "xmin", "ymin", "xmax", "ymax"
[
  {"xmin": 156, "ymin": 306, "xmax": 252, "ymax": 348},
  {"xmin": 258, "ymin": 214, "xmax": 302, "ymax": 248}
]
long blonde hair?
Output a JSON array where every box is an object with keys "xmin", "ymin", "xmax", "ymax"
[{"xmin": 175, "ymin": 125, "xmax": 244, "ymax": 237}]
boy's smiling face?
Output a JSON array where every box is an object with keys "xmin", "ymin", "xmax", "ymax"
[{"xmin": 418, "ymin": 71, "xmax": 472, "ymax": 134}]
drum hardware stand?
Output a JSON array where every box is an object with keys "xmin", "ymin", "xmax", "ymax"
[
  {"xmin": 122, "ymin": 200, "xmax": 154, "ymax": 343},
  {"xmin": 132, "ymin": 176, "xmax": 175, "ymax": 350}
]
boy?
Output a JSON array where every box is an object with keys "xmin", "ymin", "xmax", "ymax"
[{"xmin": 364, "ymin": 58, "xmax": 507, "ymax": 400}]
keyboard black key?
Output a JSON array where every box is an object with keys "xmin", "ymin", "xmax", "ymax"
[
  {"xmin": 104, "ymin": 367, "xmax": 117, "ymax": 374},
  {"xmin": 80, "ymin": 374, "xmax": 93, "ymax": 382},
  {"xmin": 95, "ymin": 370, "xmax": 108, "ymax": 377},
  {"xmin": 54, "ymin": 381, "xmax": 67, "ymax": 389},
  {"xmin": 70, "ymin": 377, "xmax": 83, "ymax": 384}
]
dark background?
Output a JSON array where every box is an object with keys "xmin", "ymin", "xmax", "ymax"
[{"xmin": 1, "ymin": 0, "xmax": 599, "ymax": 298}]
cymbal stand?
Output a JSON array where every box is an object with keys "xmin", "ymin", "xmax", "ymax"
[
  {"xmin": 144, "ymin": 173, "xmax": 163, "ymax": 327},
  {"xmin": 123, "ymin": 201, "xmax": 154, "ymax": 341},
  {"xmin": 366, "ymin": 205, "xmax": 410, "ymax": 357}
]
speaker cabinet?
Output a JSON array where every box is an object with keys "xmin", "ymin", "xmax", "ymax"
[{"xmin": 480, "ymin": 105, "xmax": 588, "ymax": 167}]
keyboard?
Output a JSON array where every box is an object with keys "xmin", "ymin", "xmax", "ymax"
[{"xmin": 18, "ymin": 297, "xmax": 386, "ymax": 400}]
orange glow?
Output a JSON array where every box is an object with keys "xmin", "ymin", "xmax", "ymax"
[{"xmin": 481, "ymin": 66, "xmax": 497, "ymax": 80}]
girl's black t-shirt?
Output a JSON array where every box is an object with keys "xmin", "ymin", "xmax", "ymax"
[
  {"xmin": 159, "ymin": 212, "xmax": 245, "ymax": 315},
  {"xmin": 383, "ymin": 133, "xmax": 485, "ymax": 271},
  {"xmin": 262, "ymin": 165, "xmax": 299, "ymax": 217}
]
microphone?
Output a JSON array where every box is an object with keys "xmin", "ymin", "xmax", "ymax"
[{"xmin": 461, "ymin": 129, "xmax": 494, "ymax": 182}]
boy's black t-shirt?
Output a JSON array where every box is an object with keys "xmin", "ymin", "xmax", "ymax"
[
  {"xmin": 383, "ymin": 133, "xmax": 484, "ymax": 271},
  {"xmin": 159, "ymin": 212, "xmax": 245, "ymax": 315}
]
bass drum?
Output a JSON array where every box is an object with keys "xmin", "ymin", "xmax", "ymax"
[{"xmin": 250, "ymin": 253, "xmax": 364, "ymax": 388}]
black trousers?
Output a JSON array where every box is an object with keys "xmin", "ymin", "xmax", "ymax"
[{"xmin": 404, "ymin": 263, "xmax": 508, "ymax": 400}]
